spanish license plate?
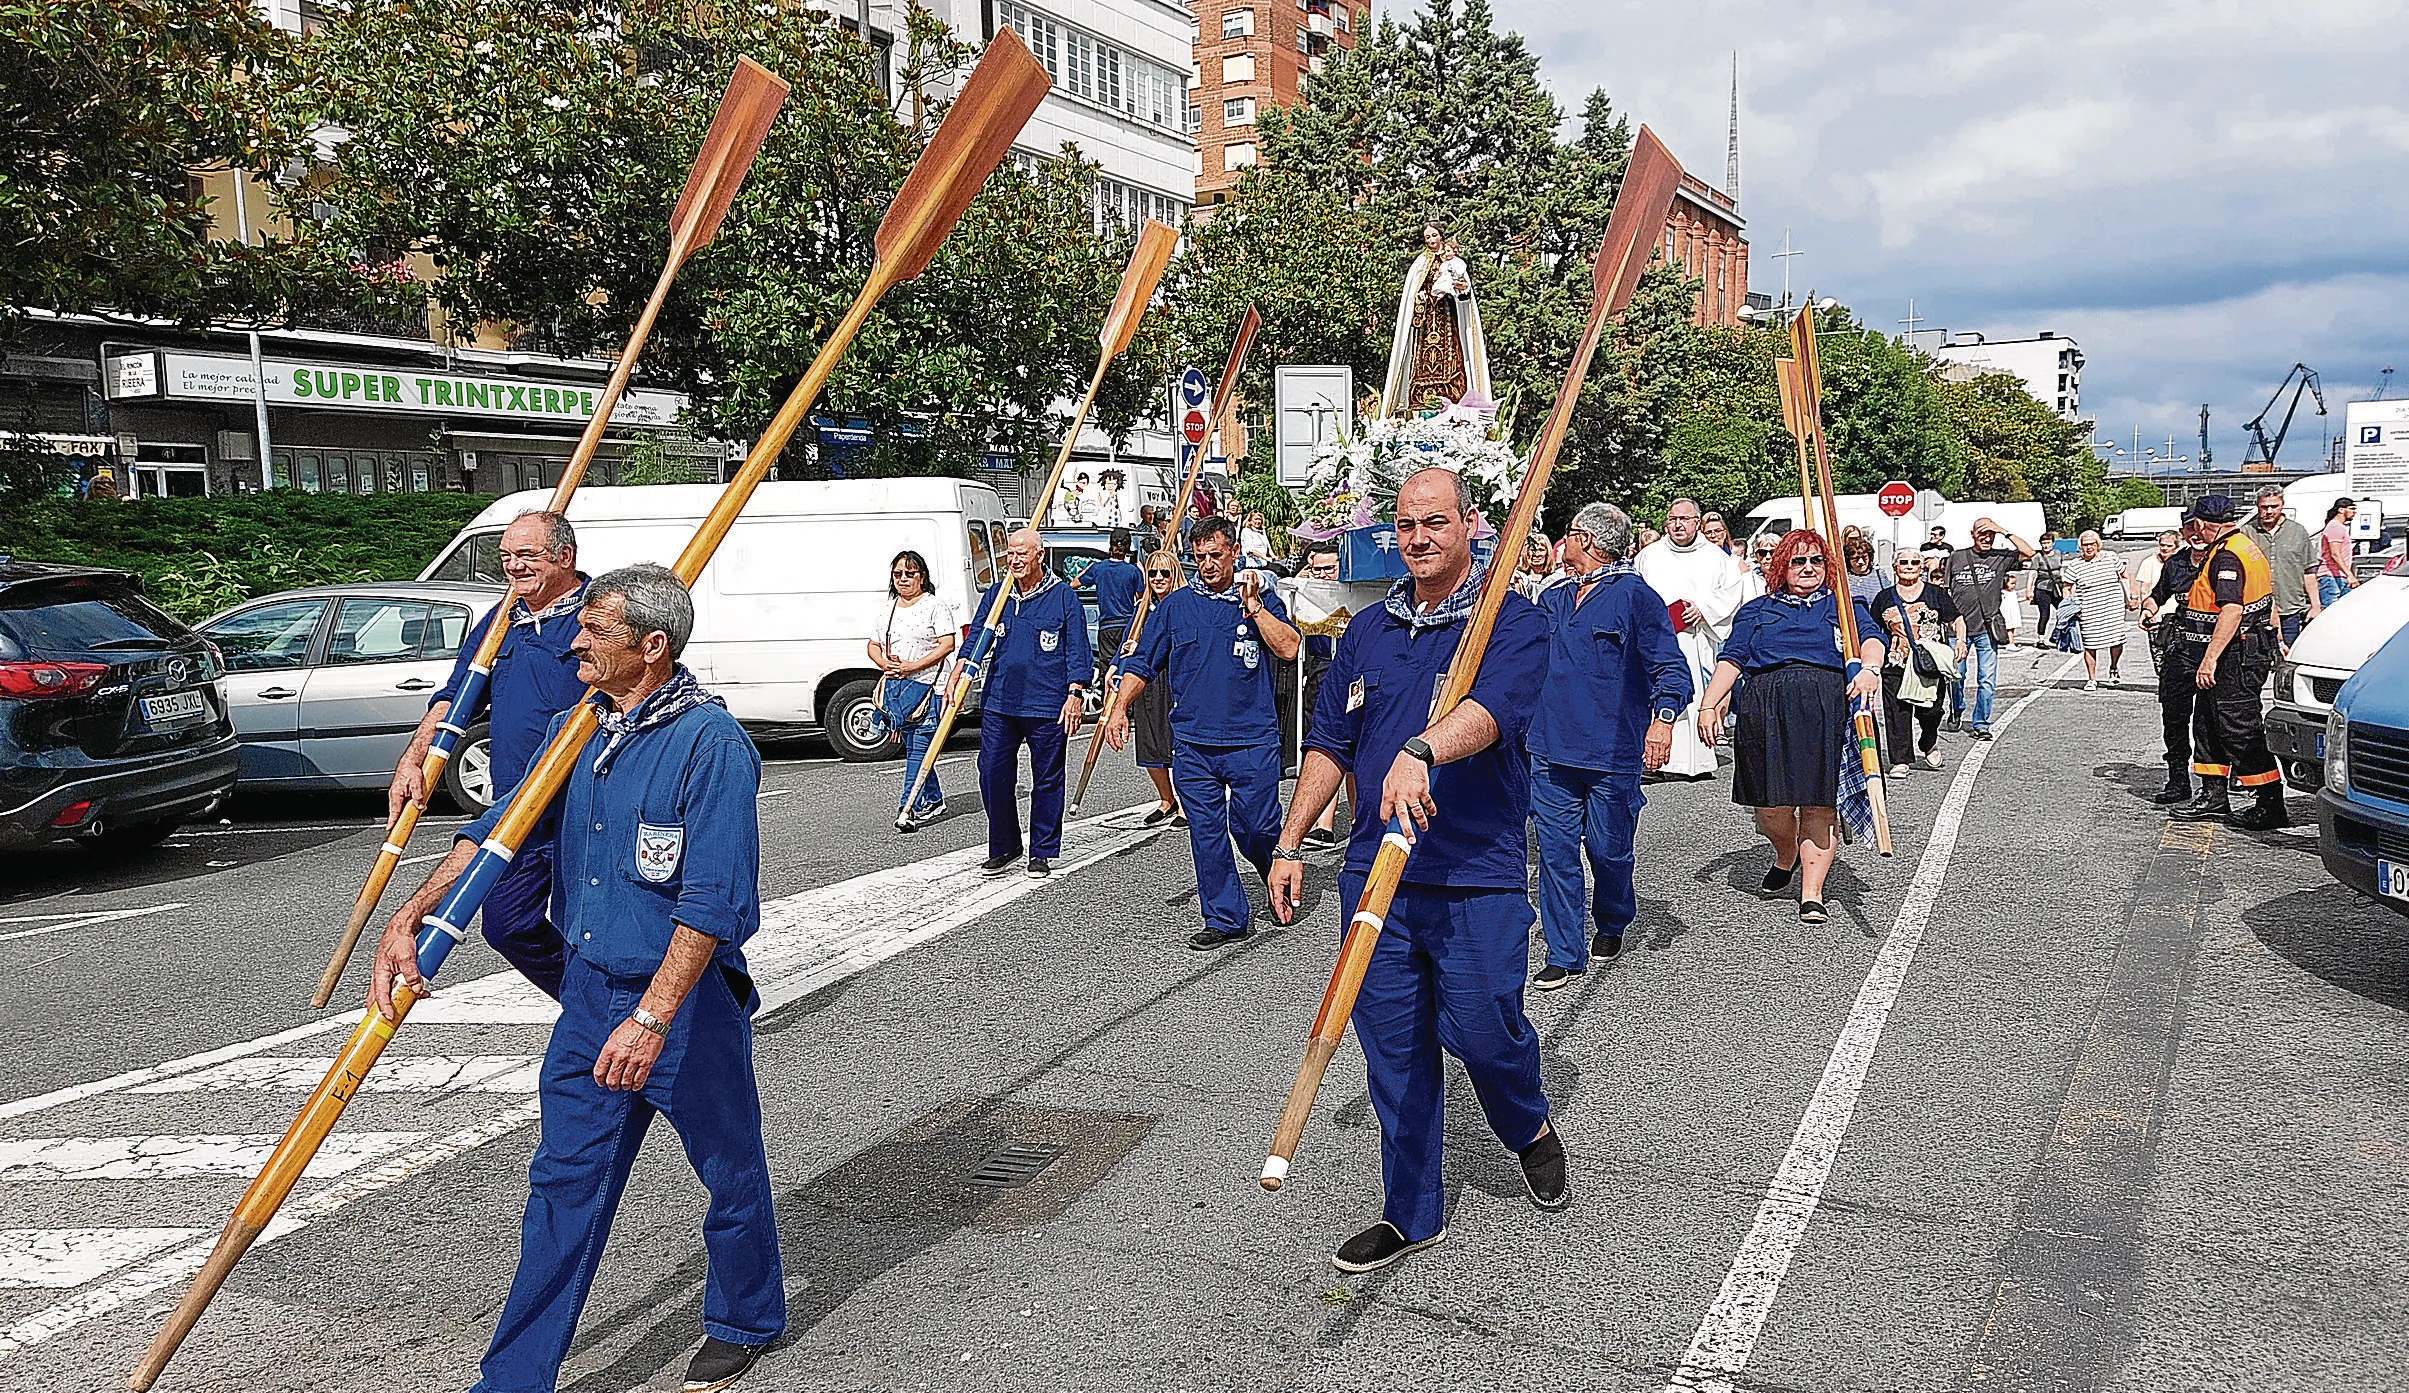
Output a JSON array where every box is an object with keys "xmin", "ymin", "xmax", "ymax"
[
  {"xmin": 2378, "ymin": 859, "xmax": 2409, "ymax": 903},
  {"xmin": 140, "ymin": 689, "xmax": 206, "ymax": 725}
]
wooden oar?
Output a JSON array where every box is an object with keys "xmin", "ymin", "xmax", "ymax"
[
  {"xmin": 127, "ymin": 35, "xmax": 1049, "ymax": 1391},
  {"xmin": 896, "ymin": 218, "xmax": 1179, "ymax": 830},
  {"xmin": 1787, "ymin": 308, "xmax": 1893, "ymax": 855},
  {"xmin": 1260, "ymin": 128, "xmax": 1683, "ymax": 1192},
  {"xmin": 1068, "ymin": 304, "xmax": 1260, "ymax": 814},
  {"xmin": 308, "ymin": 56, "xmax": 791, "ymax": 1008},
  {"xmin": 1773, "ymin": 356, "xmax": 1818, "ymax": 536}
]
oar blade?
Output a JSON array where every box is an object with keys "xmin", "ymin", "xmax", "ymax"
[
  {"xmin": 1591, "ymin": 124, "xmax": 1684, "ymax": 317},
  {"xmin": 1099, "ymin": 219, "xmax": 1180, "ymax": 358},
  {"xmin": 875, "ymin": 28, "xmax": 1051, "ymax": 282},
  {"xmin": 1773, "ymin": 355, "xmax": 1806, "ymax": 437},
  {"xmin": 1213, "ymin": 304, "xmax": 1263, "ymax": 415},
  {"xmin": 669, "ymin": 56, "xmax": 792, "ymax": 261}
]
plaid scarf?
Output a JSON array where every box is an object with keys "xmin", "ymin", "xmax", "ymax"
[
  {"xmin": 589, "ymin": 664, "xmax": 724, "ymax": 773},
  {"xmin": 512, "ymin": 577, "xmax": 589, "ymax": 634},
  {"xmin": 1187, "ymin": 576, "xmax": 1244, "ymax": 604},
  {"xmin": 1384, "ymin": 562, "xmax": 1490, "ymax": 631}
]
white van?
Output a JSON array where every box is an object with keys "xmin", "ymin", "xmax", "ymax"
[
  {"xmin": 1742, "ymin": 496, "xmax": 2048, "ymax": 554},
  {"xmin": 420, "ymin": 479, "xmax": 1012, "ymax": 758},
  {"xmin": 2268, "ymin": 555, "xmax": 2409, "ymax": 787}
]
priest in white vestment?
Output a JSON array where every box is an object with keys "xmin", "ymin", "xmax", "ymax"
[{"xmin": 1635, "ymin": 498, "xmax": 1748, "ymax": 778}]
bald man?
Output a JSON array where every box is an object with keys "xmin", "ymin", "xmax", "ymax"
[{"xmin": 973, "ymin": 529, "xmax": 1092, "ymax": 878}]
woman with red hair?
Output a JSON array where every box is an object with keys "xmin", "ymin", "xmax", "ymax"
[{"xmin": 1695, "ymin": 529, "xmax": 1885, "ymax": 923}]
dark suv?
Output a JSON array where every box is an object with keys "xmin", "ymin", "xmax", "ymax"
[{"xmin": 0, "ymin": 561, "xmax": 239, "ymax": 850}]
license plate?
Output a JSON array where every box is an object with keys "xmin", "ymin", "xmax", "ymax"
[
  {"xmin": 2315, "ymin": 731, "xmax": 2326, "ymax": 759},
  {"xmin": 2379, "ymin": 859, "xmax": 2409, "ymax": 903},
  {"xmin": 140, "ymin": 689, "xmax": 206, "ymax": 725}
]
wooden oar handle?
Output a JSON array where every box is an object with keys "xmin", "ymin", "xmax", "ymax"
[
  {"xmin": 896, "ymin": 664, "xmax": 978, "ymax": 828},
  {"xmin": 128, "ymin": 1214, "xmax": 265, "ymax": 1390},
  {"xmin": 1260, "ymin": 831, "xmax": 1408, "ymax": 1189}
]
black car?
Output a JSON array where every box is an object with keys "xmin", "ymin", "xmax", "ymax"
[{"xmin": 0, "ymin": 561, "xmax": 240, "ymax": 851}]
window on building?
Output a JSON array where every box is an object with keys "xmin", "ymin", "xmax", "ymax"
[
  {"xmin": 1001, "ymin": 2, "xmax": 1185, "ymax": 130},
  {"xmin": 1334, "ymin": 7, "xmax": 1349, "ymax": 31},
  {"xmin": 1224, "ymin": 142, "xmax": 1257, "ymax": 171},
  {"xmin": 1224, "ymin": 97, "xmax": 1255, "ymax": 125},
  {"xmin": 1223, "ymin": 53, "xmax": 1255, "ymax": 82},
  {"xmin": 1222, "ymin": 8, "xmax": 1253, "ymax": 37},
  {"xmin": 1296, "ymin": 28, "xmax": 1310, "ymax": 51}
]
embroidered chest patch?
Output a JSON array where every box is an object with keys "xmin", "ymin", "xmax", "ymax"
[
  {"xmin": 1038, "ymin": 628, "xmax": 1060, "ymax": 653},
  {"xmin": 635, "ymin": 822, "xmax": 684, "ymax": 883}
]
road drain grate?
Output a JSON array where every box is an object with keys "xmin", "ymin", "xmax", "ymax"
[{"xmin": 968, "ymin": 1142, "xmax": 1062, "ymax": 1189}]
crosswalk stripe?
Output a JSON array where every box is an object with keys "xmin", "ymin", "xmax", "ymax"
[
  {"xmin": 128, "ymin": 1055, "xmax": 540, "ymax": 1095},
  {"xmin": 0, "ymin": 1132, "xmax": 425, "ymax": 1183},
  {"xmin": 0, "ymin": 1230, "xmax": 202, "ymax": 1290}
]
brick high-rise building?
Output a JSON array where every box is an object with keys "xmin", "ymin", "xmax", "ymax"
[{"xmin": 1191, "ymin": 0, "xmax": 1363, "ymax": 210}]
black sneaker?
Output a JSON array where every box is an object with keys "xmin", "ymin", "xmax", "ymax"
[
  {"xmin": 1189, "ymin": 926, "xmax": 1253, "ymax": 950},
  {"xmin": 1143, "ymin": 804, "xmax": 1175, "ymax": 826},
  {"xmin": 1944, "ymin": 713, "xmax": 1964, "ymax": 732},
  {"xmin": 1593, "ymin": 931, "xmax": 1624, "ymax": 962},
  {"xmin": 1971, "ymin": 729, "xmax": 1994, "ymax": 741},
  {"xmin": 1533, "ymin": 963, "xmax": 1581, "ymax": 990},
  {"xmin": 1171, "ymin": 812, "xmax": 1189, "ymax": 828},
  {"xmin": 1026, "ymin": 857, "xmax": 1052, "ymax": 879},
  {"xmin": 683, "ymin": 1337, "xmax": 767, "ymax": 1392},
  {"xmin": 979, "ymin": 854, "xmax": 1019, "ymax": 877},
  {"xmin": 1519, "ymin": 1127, "xmax": 1569, "ymax": 1210},
  {"xmin": 1331, "ymin": 1220, "xmax": 1445, "ymax": 1273},
  {"xmin": 1800, "ymin": 899, "xmax": 1828, "ymax": 924},
  {"xmin": 1303, "ymin": 827, "xmax": 1338, "ymax": 848},
  {"xmin": 1761, "ymin": 864, "xmax": 1796, "ymax": 895}
]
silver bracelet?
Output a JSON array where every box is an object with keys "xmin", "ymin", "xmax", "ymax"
[{"xmin": 630, "ymin": 1006, "xmax": 670, "ymax": 1039}]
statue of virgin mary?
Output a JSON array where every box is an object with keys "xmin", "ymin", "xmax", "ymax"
[{"xmin": 1380, "ymin": 219, "xmax": 1493, "ymax": 418}]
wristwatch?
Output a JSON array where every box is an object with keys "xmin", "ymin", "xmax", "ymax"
[
  {"xmin": 1402, "ymin": 736, "xmax": 1436, "ymax": 766},
  {"xmin": 1652, "ymin": 706, "xmax": 1682, "ymax": 725},
  {"xmin": 1272, "ymin": 845, "xmax": 1306, "ymax": 863},
  {"xmin": 629, "ymin": 1006, "xmax": 670, "ymax": 1039}
]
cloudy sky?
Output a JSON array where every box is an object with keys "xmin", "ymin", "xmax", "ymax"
[{"xmin": 1488, "ymin": 0, "xmax": 2406, "ymax": 473}]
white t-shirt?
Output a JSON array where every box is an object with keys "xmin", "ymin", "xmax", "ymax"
[{"xmin": 879, "ymin": 595, "xmax": 958, "ymax": 667}]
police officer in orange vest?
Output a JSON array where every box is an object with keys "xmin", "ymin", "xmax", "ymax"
[{"xmin": 2170, "ymin": 496, "xmax": 2287, "ymax": 829}]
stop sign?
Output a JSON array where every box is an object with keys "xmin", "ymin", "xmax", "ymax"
[
  {"xmin": 1182, "ymin": 408, "xmax": 1208, "ymax": 446},
  {"xmin": 1877, "ymin": 481, "xmax": 1917, "ymax": 518}
]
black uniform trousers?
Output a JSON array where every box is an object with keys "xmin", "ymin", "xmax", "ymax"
[
  {"xmin": 2189, "ymin": 645, "xmax": 2280, "ymax": 789},
  {"xmin": 2156, "ymin": 637, "xmax": 2195, "ymax": 772}
]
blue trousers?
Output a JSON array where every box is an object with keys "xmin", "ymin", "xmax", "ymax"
[
  {"xmin": 1341, "ymin": 872, "xmax": 1551, "ymax": 1243},
  {"xmin": 473, "ymin": 954, "xmax": 784, "ymax": 1393},
  {"xmin": 1171, "ymin": 738, "xmax": 1281, "ymax": 935},
  {"xmin": 979, "ymin": 707, "xmax": 1064, "ymax": 860},
  {"xmin": 1528, "ymin": 760, "xmax": 1643, "ymax": 970},
  {"xmin": 883, "ymin": 676, "xmax": 942, "ymax": 815},
  {"xmin": 2319, "ymin": 575, "xmax": 2350, "ymax": 609},
  {"xmin": 482, "ymin": 831, "xmax": 564, "ymax": 1000},
  {"xmin": 1952, "ymin": 630, "xmax": 1998, "ymax": 731}
]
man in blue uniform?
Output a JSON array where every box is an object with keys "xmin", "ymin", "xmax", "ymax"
[
  {"xmin": 1076, "ymin": 528, "xmax": 1145, "ymax": 690},
  {"xmin": 976, "ymin": 527, "xmax": 1091, "ymax": 878},
  {"xmin": 1268, "ymin": 467, "xmax": 1562, "ymax": 1273},
  {"xmin": 1106, "ymin": 516, "xmax": 1300, "ymax": 948},
  {"xmin": 373, "ymin": 564, "xmax": 782, "ymax": 1393},
  {"xmin": 389, "ymin": 510, "xmax": 589, "ymax": 999},
  {"xmin": 1528, "ymin": 502, "xmax": 1692, "ymax": 988}
]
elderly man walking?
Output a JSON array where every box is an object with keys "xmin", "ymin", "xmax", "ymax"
[
  {"xmin": 372, "ymin": 565, "xmax": 782, "ymax": 1393},
  {"xmin": 1635, "ymin": 498, "xmax": 1746, "ymax": 780},
  {"xmin": 975, "ymin": 528, "xmax": 1092, "ymax": 878},
  {"xmin": 388, "ymin": 510, "xmax": 589, "ymax": 999},
  {"xmin": 1527, "ymin": 503, "xmax": 1691, "ymax": 987}
]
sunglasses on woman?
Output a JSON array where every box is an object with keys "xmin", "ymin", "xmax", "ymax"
[
  {"xmin": 1146, "ymin": 569, "xmax": 1173, "ymax": 578},
  {"xmin": 1789, "ymin": 555, "xmax": 1828, "ymax": 570}
]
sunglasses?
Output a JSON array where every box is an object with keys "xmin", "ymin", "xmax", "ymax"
[
  {"xmin": 891, "ymin": 568, "xmax": 922, "ymax": 578},
  {"xmin": 1146, "ymin": 569, "xmax": 1174, "ymax": 578},
  {"xmin": 1788, "ymin": 555, "xmax": 1828, "ymax": 569}
]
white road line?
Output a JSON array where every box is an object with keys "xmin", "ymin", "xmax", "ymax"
[
  {"xmin": 168, "ymin": 820, "xmax": 469, "ymax": 837},
  {"xmin": 0, "ymin": 1132, "xmax": 426, "ymax": 1183},
  {"xmin": 1663, "ymin": 654, "xmax": 2082, "ymax": 1393},
  {"xmin": 129, "ymin": 1054, "xmax": 539, "ymax": 1095},
  {"xmin": 0, "ymin": 1101, "xmax": 540, "ymax": 1356},
  {"xmin": 399, "ymin": 851, "xmax": 449, "ymax": 866},
  {"xmin": 0, "ymin": 904, "xmax": 184, "ymax": 946},
  {"xmin": 0, "ymin": 1229, "xmax": 203, "ymax": 1290}
]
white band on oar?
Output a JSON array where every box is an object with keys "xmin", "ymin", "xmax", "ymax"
[
  {"xmin": 1261, "ymin": 1155, "xmax": 1289, "ymax": 1184},
  {"xmin": 479, "ymin": 838, "xmax": 515, "ymax": 862},
  {"xmin": 422, "ymin": 915, "xmax": 464, "ymax": 942},
  {"xmin": 1381, "ymin": 831, "xmax": 1411, "ymax": 855},
  {"xmin": 436, "ymin": 721, "xmax": 467, "ymax": 737},
  {"xmin": 469, "ymin": 663, "xmax": 492, "ymax": 677},
  {"xmin": 1350, "ymin": 910, "xmax": 1385, "ymax": 934},
  {"xmin": 380, "ymin": 842, "xmax": 405, "ymax": 857}
]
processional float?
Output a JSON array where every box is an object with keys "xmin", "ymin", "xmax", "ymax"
[
  {"xmin": 130, "ymin": 33, "xmax": 1052, "ymax": 1389},
  {"xmin": 310, "ymin": 58, "xmax": 791, "ymax": 1007},
  {"xmin": 1259, "ymin": 127, "xmax": 1686, "ymax": 1191}
]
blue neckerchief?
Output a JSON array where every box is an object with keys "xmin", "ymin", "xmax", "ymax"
[
  {"xmin": 1578, "ymin": 558, "xmax": 1639, "ymax": 585},
  {"xmin": 1383, "ymin": 562, "xmax": 1489, "ymax": 632},
  {"xmin": 1187, "ymin": 576, "xmax": 1245, "ymax": 603},
  {"xmin": 1767, "ymin": 584, "xmax": 1824, "ymax": 609},
  {"xmin": 512, "ymin": 576, "xmax": 590, "ymax": 634},
  {"xmin": 589, "ymin": 664, "xmax": 723, "ymax": 773}
]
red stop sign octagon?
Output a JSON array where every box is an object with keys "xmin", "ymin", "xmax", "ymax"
[
  {"xmin": 1877, "ymin": 481, "xmax": 1917, "ymax": 518},
  {"xmin": 1182, "ymin": 409, "xmax": 1208, "ymax": 445}
]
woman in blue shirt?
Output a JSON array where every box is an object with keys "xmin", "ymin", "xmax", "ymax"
[{"xmin": 1698, "ymin": 529, "xmax": 1884, "ymax": 924}]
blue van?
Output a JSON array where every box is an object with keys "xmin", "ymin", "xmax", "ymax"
[{"xmin": 2318, "ymin": 621, "xmax": 2409, "ymax": 913}]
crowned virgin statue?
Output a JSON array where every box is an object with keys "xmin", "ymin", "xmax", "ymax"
[{"xmin": 1380, "ymin": 220, "xmax": 1493, "ymax": 418}]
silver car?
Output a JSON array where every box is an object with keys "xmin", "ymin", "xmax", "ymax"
[{"xmin": 198, "ymin": 581, "xmax": 507, "ymax": 809}]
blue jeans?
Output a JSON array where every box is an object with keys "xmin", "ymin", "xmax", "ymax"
[
  {"xmin": 2319, "ymin": 575, "xmax": 2351, "ymax": 609},
  {"xmin": 1340, "ymin": 872, "xmax": 1550, "ymax": 1244},
  {"xmin": 480, "ymin": 830, "xmax": 564, "ymax": 1000},
  {"xmin": 978, "ymin": 707, "xmax": 1065, "ymax": 860},
  {"xmin": 472, "ymin": 955, "xmax": 783, "ymax": 1393},
  {"xmin": 1953, "ymin": 630, "xmax": 1997, "ymax": 730},
  {"xmin": 1528, "ymin": 759, "xmax": 1643, "ymax": 970},
  {"xmin": 1170, "ymin": 738, "xmax": 1282, "ymax": 935},
  {"xmin": 883, "ymin": 677, "xmax": 941, "ymax": 814}
]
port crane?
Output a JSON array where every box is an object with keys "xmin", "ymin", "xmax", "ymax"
[{"xmin": 2241, "ymin": 363, "xmax": 2325, "ymax": 468}]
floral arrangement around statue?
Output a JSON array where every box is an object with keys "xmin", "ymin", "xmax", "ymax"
[{"xmin": 1293, "ymin": 402, "xmax": 1524, "ymax": 540}]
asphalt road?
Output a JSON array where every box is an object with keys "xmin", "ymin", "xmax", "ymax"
[{"xmin": 0, "ymin": 646, "xmax": 2401, "ymax": 1393}]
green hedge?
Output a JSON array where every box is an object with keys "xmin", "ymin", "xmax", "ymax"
[{"xmin": 0, "ymin": 491, "xmax": 490, "ymax": 620}]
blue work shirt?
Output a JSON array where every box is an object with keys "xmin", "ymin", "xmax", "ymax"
[
  {"xmin": 1529, "ymin": 570, "xmax": 1694, "ymax": 774},
  {"xmin": 975, "ymin": 574, "xmax": 1094, "ymax": 718},
  {"xmin": 432, "ymin": 579, "xmax": 591, "ymax": 797},
  {"xmin": 1722, "ymin": 590, "xmax": 1880, "ymax": 673},
  {"xmin": 461, "ymin": 697, "xmax": 761, "ymax": 976},
  {"xmin": 1081, "ymin": 558, "xmax": 1144, "ymax": 627},
  {"xmin": 1305, "ymin": 573, "xmax": 1549, "ymax": 890},
  {"xmin": 1121, "ymin": 580, "xmax": 1291, "ymax": 747}
]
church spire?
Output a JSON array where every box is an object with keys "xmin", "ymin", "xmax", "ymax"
[{"xmin": 1726, "ymin": 51, "xmax": 1741, "ymax": 206}]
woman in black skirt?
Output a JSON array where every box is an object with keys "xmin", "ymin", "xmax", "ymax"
[
  {"xmin": 1697, "ymin": 529, "xmax": 1884, "ymax": 923},
  {"xmin": 1126, "ymin": 551, "xmax": 1184, "ymax": 825}
]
